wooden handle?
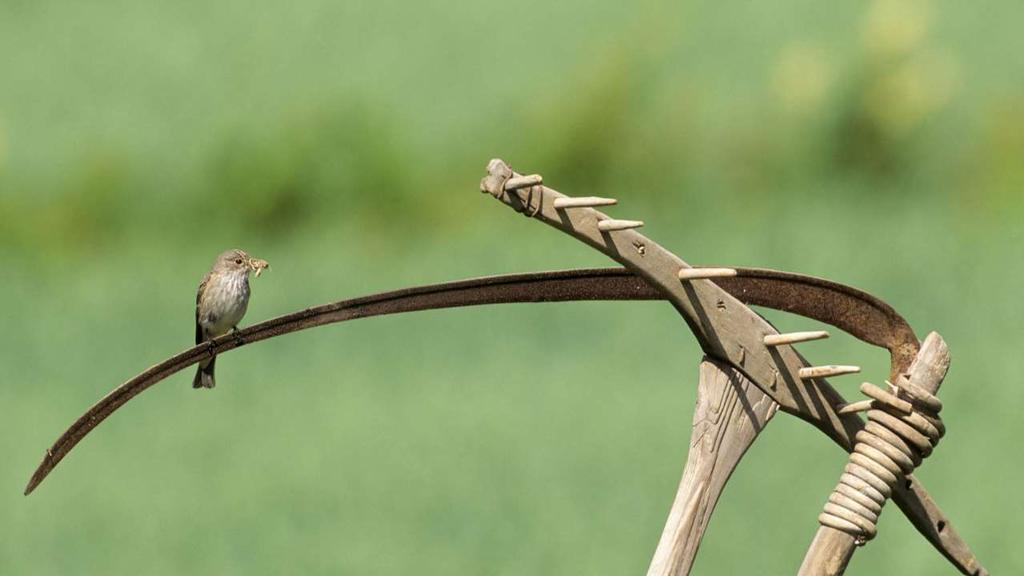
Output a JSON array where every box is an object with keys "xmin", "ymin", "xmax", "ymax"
[{"xmin": 646, "ymin": 359, "xmax": 777, "ymax": 576}]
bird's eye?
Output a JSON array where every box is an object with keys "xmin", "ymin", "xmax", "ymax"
[{"xmin": 235, "ymin": 258, "xmax": 243, "ymax": 265}]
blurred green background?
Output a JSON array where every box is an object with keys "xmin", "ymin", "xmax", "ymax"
[{"xmin": 1, "ymin": 0, "xmax": 1020, "ymax": 574}]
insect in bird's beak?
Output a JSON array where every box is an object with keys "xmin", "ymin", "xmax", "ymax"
[{"xmin": 249, "ymin": 258, "xmax": 270, "ymax": 278}]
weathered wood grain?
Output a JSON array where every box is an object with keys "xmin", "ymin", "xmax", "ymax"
[{"xmin": 646, "ymin": 358, "xmax": 778, "ymax": 576}]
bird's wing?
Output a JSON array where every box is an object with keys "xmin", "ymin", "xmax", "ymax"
[{"xmin": 195, "ymin": 272, "xmax": 211, "ymax": 345}]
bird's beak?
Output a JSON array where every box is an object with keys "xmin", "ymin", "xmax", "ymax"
[{"xmin": 249, "ymin": 258, "xmax": 270, "ymax": 278}]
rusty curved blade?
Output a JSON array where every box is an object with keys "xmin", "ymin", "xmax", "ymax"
[{"xmin": 25, "ymin": 266, "xmax": 912, "ymax": 496}]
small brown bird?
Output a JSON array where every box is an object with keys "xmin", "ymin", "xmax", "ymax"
[{"xmin": 193, "ymin": 249, "xmax": 269, "ymax": 389}]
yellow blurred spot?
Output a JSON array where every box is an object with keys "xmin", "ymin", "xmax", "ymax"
[
  {"xmin": 863, "ymin": 0, "xmax": 931, "ymax": 56},
  {"xmin": 772, "ymin": 43, "xmax": 833, "ymax": 114},
  {"xmin": 863, "ymin": 50, "xmax": 960, "ymax": 136}
]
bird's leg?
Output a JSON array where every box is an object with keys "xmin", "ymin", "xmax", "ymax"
[
  {"xmin": 204, "ymin": 338, "xmax": 218, "ymax": 359},
  {"xmin": 230, "ymin": 326, "xmax": 245, "ymax": 345}
]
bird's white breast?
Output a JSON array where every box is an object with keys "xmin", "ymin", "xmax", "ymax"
[{"xmin": 201, "ymin": 272, "xmax": 250, "ymax": 337}]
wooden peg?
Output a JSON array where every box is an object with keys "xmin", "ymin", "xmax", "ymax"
[
  {"xmin": 504, "ymin": 174, "xmax": 543, "ymax": 190},
  {"xmin": 764, "ymin": 331, "xmax": 830, "ymax": 347},
  {"xmin": 553, "ymin": 196, "xmax": 618, "ymax": 209},
  {"xmin": 678, "ymin": 268, "xmax": 738, "ymax": 281},
  {"xmin": 799, "ymin": 365, "xmax": 861, "ymax": 379},
  {"xmin": 838, "ymin": 400, "xmax": 874, "ymax": 415},
  {"xmin": 597, "ymin": 219, "xmax": 644, "ymax": 232}
]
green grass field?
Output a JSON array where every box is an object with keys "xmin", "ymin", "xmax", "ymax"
[{"xmin": 1, "ymin": 1, "xmax": 1021, "ymax": 574}]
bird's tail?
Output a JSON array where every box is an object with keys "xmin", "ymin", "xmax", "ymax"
[{"xmin": 193, "ymin": 357, "xmax": 216, "ymax": 389}]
